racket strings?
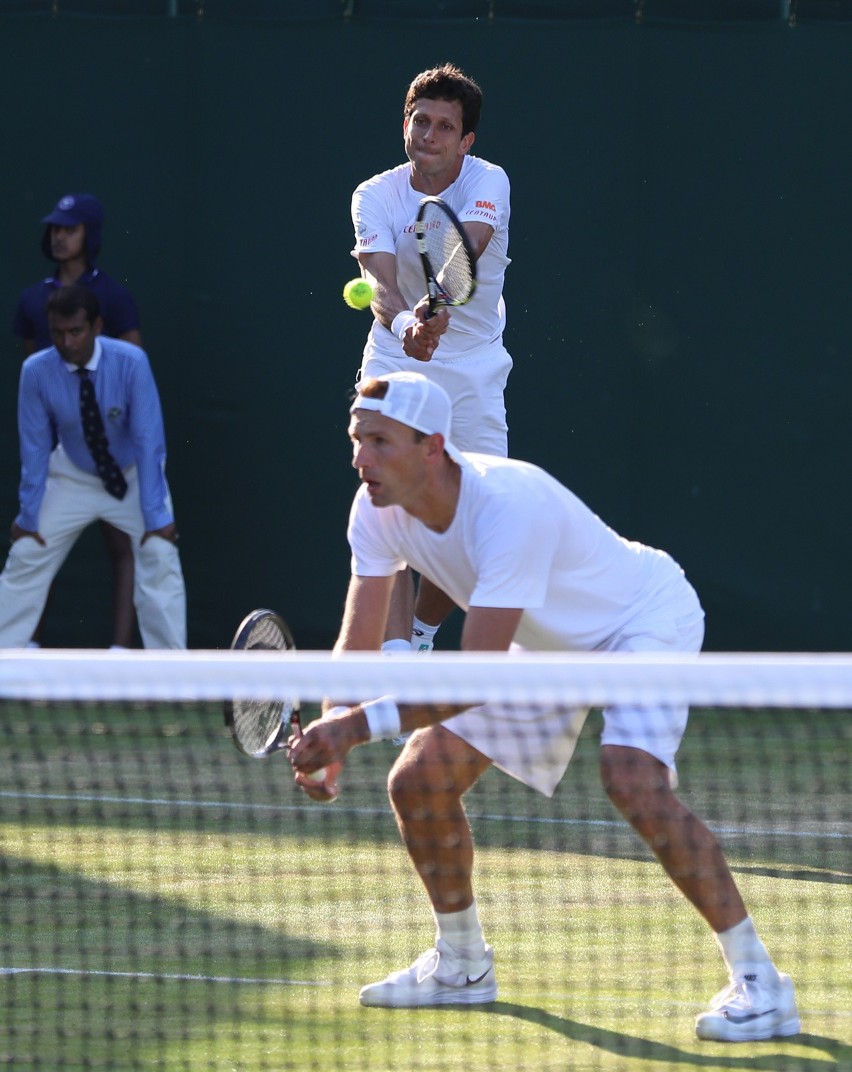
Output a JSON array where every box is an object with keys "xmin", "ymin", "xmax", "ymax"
[
  {"xmin": 244, "ymin": 618, "xmax": 287, "ymax": 652},
  {"xmin": 231, "ymin": 697, "xmax": 285, "ymax": 756},
  {"xmin": 421, "ymin": 208, "xmax": 474, "ymax": 303},
  {"xmin": 228, "ymin": 613, "xmax": 295, "ymax": 758}
]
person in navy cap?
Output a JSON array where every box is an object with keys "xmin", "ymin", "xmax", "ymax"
[
  {"xmin": 14, "ymin": 193, "xmax": 142, "ymax": 355},
  {"xmin": 12, "ymin": 193, "xmax": 143, "ymax": 648}
]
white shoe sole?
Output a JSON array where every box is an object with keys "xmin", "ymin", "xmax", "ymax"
[
  {"xmin": 359, "ymin": 973, "xmax": 498, "ymax": 1008},
  {"xmin": 695, "ymin": 1012, "xmax": 801, "ymax": 1042}
]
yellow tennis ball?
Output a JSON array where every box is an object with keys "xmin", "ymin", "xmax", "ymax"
[{"xmin": 343, "ymin": 278, "xmax": 374, "ymax": 310}]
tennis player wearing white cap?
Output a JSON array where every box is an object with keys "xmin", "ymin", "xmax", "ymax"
[{"xmin": 289, "ymin": 371, "xmax": 800, "ymax": 1043}]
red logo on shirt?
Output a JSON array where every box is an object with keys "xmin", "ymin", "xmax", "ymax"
[{"xmin": 475, "ymin": 200, "xmax": 496, "ymax": 212}]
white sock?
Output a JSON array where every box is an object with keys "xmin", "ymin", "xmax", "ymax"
[
  {"xmin": 381, "ymin": 639, "xmax": 411, "ymax": 653},
  {"xmin": 433, "ymin": 901, "xmax": 487, "ymax": 959},
  {"xmin": 411, "ymin": 617, "xmax": 439, "ymax": 653},
  {"xmin": 715, "ymin": 916, "xmax": 776, "ymax": 978}
]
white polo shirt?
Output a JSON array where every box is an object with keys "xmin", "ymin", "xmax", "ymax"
[
  {"xmin": 348, "ymin": 453, "xmax": 699, "ymax": 652},
  {"xmin": 352, "ymin": 154, "xmax": 511, "ymax": 362}
]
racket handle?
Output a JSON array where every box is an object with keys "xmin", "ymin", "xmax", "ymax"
[{"xmin": 290, "ymin": 720, "xmax": 326, "ymax": 781}]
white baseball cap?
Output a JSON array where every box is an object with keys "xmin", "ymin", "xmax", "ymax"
[{"xmin": 350, "ymin": 371, "xmax": 465, "ymax": 464}]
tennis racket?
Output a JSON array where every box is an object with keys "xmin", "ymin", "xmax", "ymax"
[
  {"xmin": 415, "ymin": 195, "xmax": 477, "ymax": 319},
  {"xmin": 224, "ymin": 610, "xmax": 324, "ymax": 780}
]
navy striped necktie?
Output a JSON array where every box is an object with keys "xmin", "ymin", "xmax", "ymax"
[{"xmin": 77, "ymin": 368, "xmax": 128, "ymax": 500}]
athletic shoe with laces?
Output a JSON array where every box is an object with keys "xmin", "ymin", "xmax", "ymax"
[
  {"xmin": 695, "ymin": 969, "xmax": 800, "ymax": 1041},
  {"xmin": 359, "ymin": 939, "xmax": 497, "ymax": 1008}
]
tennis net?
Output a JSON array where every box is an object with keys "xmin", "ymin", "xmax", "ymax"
[{"xmin": 1, "ymin": 649, "xmax": 849, "ymax": 1071}]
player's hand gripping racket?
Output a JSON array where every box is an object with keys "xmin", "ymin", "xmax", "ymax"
[
  {"xmin": 415, "ymin": 195, "xmax": 477, "ymax": 319},
  {"xmin": 223, "ymin": 609, "xmax": 326, "ymax": 781}
]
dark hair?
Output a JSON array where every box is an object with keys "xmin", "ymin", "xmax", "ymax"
[
  {"xmin": 404, "ymin": 64, "xmax": 483, "ymax": 136},
  {"xmin": 40, "ymin": 192, "xmax": 105, "ymax": 266},
  {"xmin": 354, "ymin": 378, "xmax": 426, "ymax": 443},
  {"xmin": 45, "ymin": 285, "xmax": 101, "ymax": 324},
  {"xmin": 358, "ymin": 376, "xmax": 389, "ymax": 401}
]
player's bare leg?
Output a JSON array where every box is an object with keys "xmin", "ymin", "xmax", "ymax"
[
  {"xmin": 600, "ymin": 744, "xmax": 800, "ymax": 1040},
  {"xmin": 388, "ymin": 725, "xmax": 491, "ymax": 912},
  {"xmin": 384, "ymin": 570, "xmax": 456, "ymax": 652},
  {"xmin": 600, "ymin": 744, "xmax": 746, "ymax": 931},
  {"xmin": 413, "ymin": 576, "xmax": 456, "ymax": 637},
  {"xmin": 359, "ymin": 725, "xmax": 496, "ymax": 1007},
  {"xmin": 383, "ymin": 568, "xmax": 415, "ymax": 648}
]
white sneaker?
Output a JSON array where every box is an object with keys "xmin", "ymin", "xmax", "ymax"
[
  {"xmin": 359, "ymin": 940, "xmax": 497, "ymax": 1008},
  {"xmin": 695, "ymin": 969, "xmax": 800, "ymax": 1041}
]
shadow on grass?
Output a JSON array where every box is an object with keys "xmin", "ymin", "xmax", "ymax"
[
  {"xmin": 487, "ymin": 1003, "xmax": 848, "ymax": 1070},
  {"xmin": 2, "ymin": 703, "xmax": 848, "ymax": 881},
  {"xmin": 729, "ymin": 864, "xmax": 850, "ymax": 885},
  {"xmin": 0, "ymin": 852, "xmax": 338, "ymax": 974},
  {"xmin": 0, "ymin": 853, "xmax": 344, "ymax": 1067}
]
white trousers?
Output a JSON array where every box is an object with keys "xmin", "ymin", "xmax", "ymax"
[{"xmin": 0, "ymin": 446, "xmax": 186, "ymax": 649}]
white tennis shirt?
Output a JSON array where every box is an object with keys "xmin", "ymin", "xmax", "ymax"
[
  {"xmin": 351, "ymin": 154, "xmax": 511, "ymax": 361},
  {"xmin": 348, "ymin": 453, "xmax": 699, "ymax": 652}
]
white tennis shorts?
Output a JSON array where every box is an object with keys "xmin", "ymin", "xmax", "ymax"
[
  {"xmin": 358, "ymin": 339, "xmax": 512, "ymax": 457},
  {"xmin": 443, "ymin": 586, "xmax": 705, "ymax": 798}
]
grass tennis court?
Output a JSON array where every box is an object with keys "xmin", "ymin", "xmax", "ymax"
[{"xmin": 1, "ymin": 701, "xmax": 849, "ymax": 1070}]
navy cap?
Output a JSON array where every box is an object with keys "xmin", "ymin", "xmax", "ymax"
[{"xmin": 41, "ymin": 193, "xmax": 104, "ymax": 264}]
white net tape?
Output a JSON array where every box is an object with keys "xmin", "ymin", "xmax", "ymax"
[{"xmin": 2, "ymin": 649, "xmax": 852, "ymax": 706}]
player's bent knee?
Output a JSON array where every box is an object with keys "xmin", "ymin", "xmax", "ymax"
[
  {"xmin": 387, "ymin": 749, "xmax": 431, "ymax": 805},
  {"xmin": 600, "ymin": 745, "xmax": 673, "ymax": 807},
  {"xmin": 388, "ymin": 727, "xmax": 487, "ymax": 811}
]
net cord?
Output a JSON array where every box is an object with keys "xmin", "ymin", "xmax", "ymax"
[{"xmin": 2, "ymin": 650, "xmax": 852, "ymax": 707}]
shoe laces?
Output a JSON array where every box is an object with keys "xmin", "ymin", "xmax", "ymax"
[
  {"xmin": 413, "ymin": 948, "xmax": 442, "ymax": 984},
  {"xmin": 711, "ymin": 972, "xmax": 769, "ymax": 1012},
  {"xmin": 411, "ymin": 943, "xmax": 474, "ymax": 986}
]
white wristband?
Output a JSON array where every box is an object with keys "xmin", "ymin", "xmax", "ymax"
[
  {"xmin": 391, "ymin": 311, "xmax": 418, "ymax": 341},
  {"xmin": 361, "ymin": 696, "xmax": 401, "ymax": 741}
]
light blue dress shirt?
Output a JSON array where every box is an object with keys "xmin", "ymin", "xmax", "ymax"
[{"xmin": 16, "ymin": 338, "xmax": 175, "ymax": 533}]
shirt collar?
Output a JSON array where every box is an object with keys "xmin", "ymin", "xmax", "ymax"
[{"xmin": 64, "ymin": 337, "xmax": 103, "ymax": 374}]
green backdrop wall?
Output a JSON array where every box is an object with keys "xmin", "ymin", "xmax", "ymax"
[{"xmin": 1, "ymin": 11, "xmax": 849, "ymax": 651}]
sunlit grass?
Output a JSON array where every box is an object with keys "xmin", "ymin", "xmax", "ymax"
[{"xmin": 1, "ymin": 702, "xmax": 849, "ymax": 1070}]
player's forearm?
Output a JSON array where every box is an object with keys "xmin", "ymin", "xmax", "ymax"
[
  {"xmin": 332, "ymin": 575, "xmax": 394, "ymax": 656},
  {"xmin": 293, "ymin": 697, "xmax": 477, "ymax": 782},
  {"xmin": 357, "ymin": 254, "xmax": 411, "ymax": 333},
  {"xmin": 398, "ymin": 701, "xmax": 472, "ymax": 732},
  {"xmin": 353, "ymin": 698, "xmax": 473, "ymax": 740},
  {"xmin": 320, "ymin": 698, "xmax": 472, "ymax": 748},
  {"xmin": 372, "ymin": 283, "xmax": 414, "ymax": 335}
]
